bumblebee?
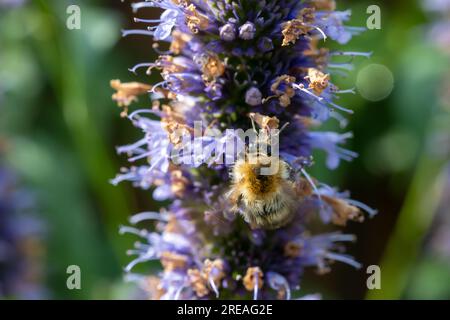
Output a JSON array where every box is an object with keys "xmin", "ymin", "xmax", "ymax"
[{"xmin": 227, "ymin": 154, "xmax": 297, "ymax": 229}]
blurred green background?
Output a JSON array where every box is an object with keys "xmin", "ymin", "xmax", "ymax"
[{"xmin": 0, "ymin": 0, "xmax": 449, "ymax": 299}]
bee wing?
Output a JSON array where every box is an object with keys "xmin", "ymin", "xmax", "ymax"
[
  {"xmin": 281, "ymin": 180, "xmax": 298, "ymax": 208},
  {"xmin": 225, "ymin": 186, "xmax": 242, "ymax": 211},
  {"xmin": 285, "ymin": 162, "xmax": 297, "ymax": 182}
]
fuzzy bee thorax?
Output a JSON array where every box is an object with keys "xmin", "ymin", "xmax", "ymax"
[
  {"xmin": 227, "ymin": 156, "xmax": 297, "ymax": 229},
  {"xmin": 239, "ymin": 164, "xmax": 281, "ymax": 197}
]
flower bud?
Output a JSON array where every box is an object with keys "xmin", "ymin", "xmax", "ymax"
[
  {"xmin": 220, "ymin": 23, "xmax": 236, "ymax": 41},
  {"xmin": 245, "ymin": 87, "xmax": 262, "ymax": 106},
  {"xmin": 239, "ymin": 22, "xmax": 256, "ymax": 40}
]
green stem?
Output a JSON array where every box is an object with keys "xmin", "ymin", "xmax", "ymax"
[
  {"xmin": 366, "ymin": 126, "xmax": 447, "ymax": 299},
  {"xmin": 35, "ymin": 0, "xmax": 133, "ymax": 265}
]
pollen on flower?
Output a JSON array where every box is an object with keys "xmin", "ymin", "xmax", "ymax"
[
  {"xmin": 268, "ymin": 75, "xmax": 297, "ymax": 107},
  {"xmin": 110, "ymin": 80, "xmax": 152, "ymax": 116},
  {"xmin": 243, "ymin": 267, "xmax": 264, "ymax": 291},
  {"xmin": 170, "ymin": 30, "xmax": 192, "ymax": 54},
  {"xmin": 161, "ymin": 119, "xmax": 193, "ymax": 148},
  {"xmin": 185, "ymin": 4, "xmax": 209, "ymax": 33},
  {"xmin": 170, "ymin": 170, "xmax": 189, "ymax": 197},
  {"xmin": 188, "ymin": 259, "xmax": 225, "ymax": 298},
  {"xmin": 161, "ymin": 104, "xmax": 186, "ymax": 124},
  {"xmin": 171, "ymin": 0, "xmax": 187, "ymax": 4},
  {"xmin": 188, "ymin": 268, "xmax": 210, "ymax": 297},
  {"xmin": 203, "ymin": 259, "xmax": 225, "ymax": 287},
  {"xmin": 282, "ymin": 20, "xmax": 310, "ymax": 47},
  {"xmin": 160, "ymin": 251, "xmax": 189, "ymax": 272},
  {"xmin": 200, "ymin": 54, "xmax": 226, "ymax": 82},
  {"xmin": 281, "ymin": 8, "xmax": 316, "ymax": 46},
  {"xmin": 305, "ymin": 68, "xmax": 330, "ymax": 95},
  {"xmin": 299, "ymin": 7, "xmax": 316, "ymax": 23},
  {"xmin": 323, "ymin": 195, "xmax": 364, "ymax": 226},
  {"xmin": 158, "ymin": 55, "xmax": 187, "ymax": 74},
  {"xmin": 249, "ymin": 112, "xmax": 280, "ymax": 131},
  {"xmin": 164, "ymin": 215, "xmax": 182, "ymax": 234},
  {"xmin": 310, "ymin": 0, "xmax": 337, "ymax": 11}
]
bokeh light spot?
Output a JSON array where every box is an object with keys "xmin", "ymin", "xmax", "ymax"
[{"xmin": 356, "ymin": 64, "xmax": 394, "ymax": 102}]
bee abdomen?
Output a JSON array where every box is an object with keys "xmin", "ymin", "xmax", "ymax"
[{"xmin": 243, "ymin": 194, "xmax": 294, "ymax": 229}]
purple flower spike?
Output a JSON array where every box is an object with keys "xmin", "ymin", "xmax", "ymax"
[{"xmin": 112, "ymin": 0, "xmax": 376, "ymax": 300}]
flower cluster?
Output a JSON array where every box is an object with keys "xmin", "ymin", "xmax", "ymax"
[
  {"xmin": 0, "ymin": 163, "xmax": 45, "ymax": 299},
  {"xmin": 423, "ymin": 0, "xmax": 450, "ymax": 53},
  {"xmin": 0, "ymin": 0, "xmax": 26, "ymax": 9},
  {"xmin": 112, "ymin": 0, "xmax": 376, "ymax": 299}
]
